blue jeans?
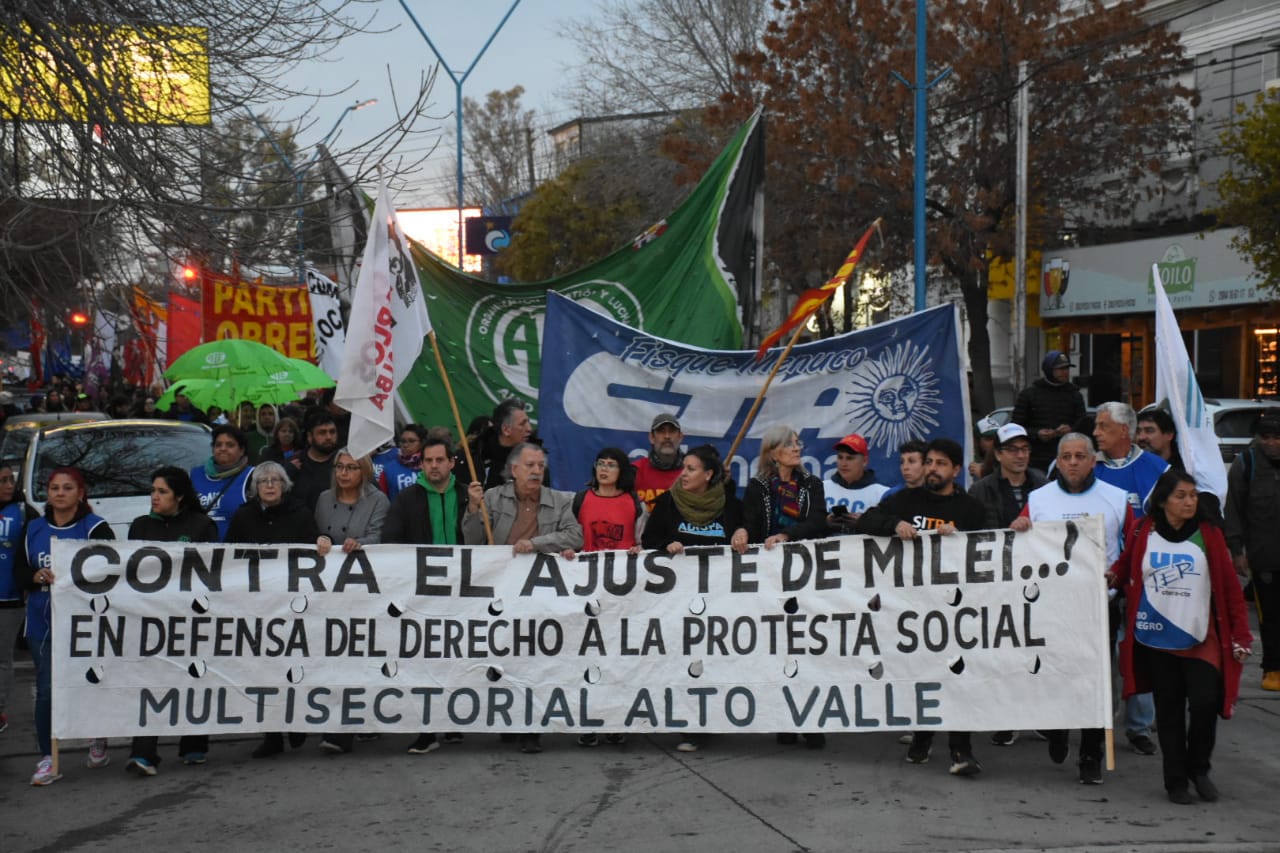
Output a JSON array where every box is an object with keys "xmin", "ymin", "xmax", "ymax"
[{"xmin": 28, "ymin": 630, "xmax": 51, "ymax": 756}]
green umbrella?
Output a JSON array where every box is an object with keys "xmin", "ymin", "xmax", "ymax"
[
  {"xmin": 161, "ymin": 342, "xmax": 335, "ymax": 411},
  {"xmin": 164, "ymin": 339, "xmax": 302, "ymax": 383}
]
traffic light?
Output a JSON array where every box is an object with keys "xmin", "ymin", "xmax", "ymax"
[
  {"xmin": 181, "ymin": 265, "xmax": 198, "ymax": 283},
  {"xmin": 69, "ymin": 309, "xmax": 90, "ymax": 328}
]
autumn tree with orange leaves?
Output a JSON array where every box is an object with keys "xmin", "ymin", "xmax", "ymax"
[{"xmin": 702, "ymin": 0, "xmax": 1194, "ymax": 413}]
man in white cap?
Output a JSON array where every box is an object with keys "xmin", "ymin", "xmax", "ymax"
[
  {"xmin": 825, "ymin": 433, "xmax": 888, "ymax": 533},
  {"xmin": 968, "ymin": 424, "xmax": 1047, "ymax": 531},
  {"xmin": 633, "ymin": 413, "xmax": 684, "ymax": 512}
]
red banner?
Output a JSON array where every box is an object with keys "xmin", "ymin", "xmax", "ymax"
[
  {"xmin": 201, "ymin": 273, "xmax": 313, "ymax": 360},
  {"xmin": 167, "ymin": 291, "xmax": 203, "ymax": 368}
]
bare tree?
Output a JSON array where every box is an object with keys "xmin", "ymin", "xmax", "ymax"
[
  {"xmin": 0, "ymin": 0, "xmax": 442, "ymax": 327},
  {"xmin": 462, "ymin": 86, "xmax": 535, "ymax": 209}
]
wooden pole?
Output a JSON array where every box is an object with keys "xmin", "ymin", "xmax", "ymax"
[
  {"xmin": 51, "ymin": 738, "xmax": 59, "ymax": 777},
  {"xmin": 428, "ymin": 331, "xmax": 493, "ymax": 544},
  {"xmin": 725, "ymin": 322, "xmax": 808, "ymax": 466}
]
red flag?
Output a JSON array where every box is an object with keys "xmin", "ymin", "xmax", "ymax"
[
  {"xmin": 755, "ymin": 218, "xmax": 881, "ymax": 361},
  {"xmin": 167, "ymin": 291, "xmax": 203, "ymax": 368}
]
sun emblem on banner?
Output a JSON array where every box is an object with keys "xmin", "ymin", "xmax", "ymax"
[{"xmin": 844, "ymin": 342, "xmax": 942, "ymax": 454}]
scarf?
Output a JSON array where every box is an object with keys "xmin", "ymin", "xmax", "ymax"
[
  {"xmin": 648, "ymin": 448, "xmax": 682, "ymax": 472},
  {"xmin": 670, "ymin": 479, "xmax": 726, "ymax": 526},
  {"xmin": 399, "ymin": 450, "xmax": 423, "ymax": 468},
  {"xmin": 204, "ymin": 455, "xmax": 248, "ymax": 480},
  {"xmin": 770, "ymin": 474, "xmax": 802, "ymax": 529},
  {"xmin": 417, "ymin": 472, "xmax": 459, "ymax": 544}
]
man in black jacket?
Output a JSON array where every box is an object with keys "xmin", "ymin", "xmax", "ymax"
[
  {"xmin": 1012, "ymin": 350, "xmax": 1086, "ymax": 473},
  {"xmin": 856, "ymin": 437, "xmax": 989, "ymax": 777}
]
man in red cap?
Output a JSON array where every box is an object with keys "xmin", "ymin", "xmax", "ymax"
[{"xmin": 825, "ymin": 432, "xmax": 889, "ymax": 534}]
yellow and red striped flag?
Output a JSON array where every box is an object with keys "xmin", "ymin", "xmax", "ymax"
[{"xmin": 754, "ymin": 218, "xmax": 881, "ymax": 361}]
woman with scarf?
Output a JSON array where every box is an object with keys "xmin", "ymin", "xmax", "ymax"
[
  {"xmin": 225, "ymin": 461, "xmax": 320, "ymax": 758},
  {"xmin": 376, "ymin": 424, "xmax": 427, "ymax": 500},
  {"xmin": 125, "ymin": 466, "xmax": 219, "ymax": 777},
  {"xmin": 260, "ymin": 416, "xmax": 303, "ymax": 465},
  {"xmin": 21, "ymin": 467, "xmax": 114, "ymax": 786},
  {"xmin": 737, "ymin": 425, "xmax": 829, "ymax": 750},
  {"xmin": 189, "ymin": 424, "xmax": 255, "ymax": 540},
  {"xmin": 1112, "ymin": 469, "xmax": 1252, "ymax": 804},
  {"xmin": 641, "ymin": 443, "xmax": 746, "ymax": 753}
]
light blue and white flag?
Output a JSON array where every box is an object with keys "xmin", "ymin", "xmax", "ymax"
[
  {"xmin": 539, "ymin": 294, "xmax": 970, "ymax": 492},
  {"xmin": 1152, "ymin": 264, "xmax": 1228, "ymax": 502}
]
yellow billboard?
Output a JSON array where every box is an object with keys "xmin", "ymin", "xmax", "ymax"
[{"xmin": 1, "ymin": 24, "xmax": 211, "ymax": 125}]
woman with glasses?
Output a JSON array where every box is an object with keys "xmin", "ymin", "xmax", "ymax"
[
  {"xmin": 312, "ymin": 449, "xmax": 388, "ymax": 755},
  {"xmin": 566, "ymin": 448, "xmax": 647, "ymax": 748},
  {"xmin": 224, "ymin": 461, "xmax": 320, "ymax": 759}
]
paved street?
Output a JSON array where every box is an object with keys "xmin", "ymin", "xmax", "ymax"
[{"xmin": 4, "ymin": 661, "xmax": 1280, "ymax": 852}]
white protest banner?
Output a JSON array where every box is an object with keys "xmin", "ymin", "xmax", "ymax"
[
  {"xmin": 51, "ymin": 519, "xmax": 1110, "ymax": 738},
  {"xmin": 306, "ymin": 267, "xmax": 346, "ymax": 378}
]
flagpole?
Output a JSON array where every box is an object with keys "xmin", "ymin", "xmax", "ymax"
[
  {"xmin": 725, "ymin": 322, "xmax": 808, "ymax": 467},
  {"xmin": 428, "ymin": 331, "xmax": 493, "ymax": 544}
]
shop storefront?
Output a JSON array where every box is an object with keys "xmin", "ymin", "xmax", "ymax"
[{"xmin": 1039, "ymin": 228, "xmax": 1278, "ymax": 408}]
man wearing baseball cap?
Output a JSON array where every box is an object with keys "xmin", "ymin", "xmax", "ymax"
[
  {"xmin": 1011, "ymin": 350, "xmax": 1086, "ymax": 473},
  {"xmin": 825, "ymin": 433, "xmax": 888, "ymax": 533},
  {"xmin": 968, "ymin": 424, "xmax": 1047, "ymax": 531},
  {"xmin": 634, "ymin": 413, "xmax": 684, "ymax": 512}
]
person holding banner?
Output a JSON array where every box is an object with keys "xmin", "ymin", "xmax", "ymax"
[
  {"xmin": 224, "ymin": 462, "xmax": 321, "ymax": 759},
  {"xmin": 1018, "ymin": 433, "xmax": 1133, "ymax": 783},
  {"xmin": 1112, "ymin": 469, "xmax": 1252, "ymax": 804},
  {"xmin": 824, "ymin": 433, "xmax": 889, "ymax": 530},
  {"xmin": 190, "ymin": 425, "xmax": 256, "ymax": 541},
  {"xmin": 0, "ymin": 463, "xmax": 36, "ymax": 739},
  {"xmin": 856, "ymin": 438, "xmax": 988, "ymax": 776},
  {"xmin": 641, "ymin": 443, "xmax": 746, "ymax": 754},
  {"xmin": 463, "ymin": 442, "xmax": 583, "ymax": 755},
  {"xmin": 125, "ymin": 467, "xmax": 220, "ymax": 777},
  {"xmin": 21, "ymin": 467, "xmax": 115, "ymax": 786}
]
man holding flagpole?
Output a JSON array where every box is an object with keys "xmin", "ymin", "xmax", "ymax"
[{"xmin": 334, "ymin": 178, "xmax": 432, "ymax": 461}]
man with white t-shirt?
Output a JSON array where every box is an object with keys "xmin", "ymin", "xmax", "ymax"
[{"xmin": 1017, "ymin": 432, "xmax": 1135, "ymax": 785}]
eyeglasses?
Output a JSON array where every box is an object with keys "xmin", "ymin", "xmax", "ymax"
[
  {"xmin": 334, "ymin": 463, "xmax": 362, "ymax": 473},
  {"xmin": 783, "ymin": 439, "xmax": 804, "ymax": 450},
  {"xmin": 0, "ymin": 475, "xmax": 14, "ymax": 484},
  {"xmin": 1000, "ymin": 445, "xmax": 1031, "ymax": 455},
  {"xmin": 595, "ymin": 460, "xmax": 620, "ymax": 469},
  {"xmin": 258, "ymin": 477, "xmax": 285, "ymax": 486}
]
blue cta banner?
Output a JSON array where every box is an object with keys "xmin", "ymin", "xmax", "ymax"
[{"xmin": 539, "ymin": 294, "xmax": 971, "ymax": 493}]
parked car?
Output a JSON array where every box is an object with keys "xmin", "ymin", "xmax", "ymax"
[
  {"xmin": 0, "ymin": 412, "xmax": 106, "ymax": 485},
  {"xmin": 20, "ymin": 419, "xmax": 212, "ymax": 531},
  {"xmin": 1202, "ymin": 399, "xmax": 1280, "ymax": 466}
]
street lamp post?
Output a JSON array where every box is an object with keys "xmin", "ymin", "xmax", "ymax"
[{"xmin": 247, "ymin": 98, "xmax": 377, "ymax": 284}]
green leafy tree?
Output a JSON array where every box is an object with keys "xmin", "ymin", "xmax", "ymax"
[
  {"xmin": 704, "ymin": 0, "xmax": 1193, "ymax": 413},
  {"xmin": 1212, "ymin": 91, "xmax": 1280, "ymax": 288}
]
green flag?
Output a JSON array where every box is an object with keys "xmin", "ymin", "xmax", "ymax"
[{"xmin": 399, "ymin": 111, "xmax": 764, "ymax": 426}]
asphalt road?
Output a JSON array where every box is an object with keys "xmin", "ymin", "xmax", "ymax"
[{"xmin": 4, "ymin": 665, "xmax": 1280, "ymax": 852}]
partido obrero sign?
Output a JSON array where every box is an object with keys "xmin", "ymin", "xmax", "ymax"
[{"xmin": 51, "ymin": 519, "xmax": 1111, "ymax": 738}]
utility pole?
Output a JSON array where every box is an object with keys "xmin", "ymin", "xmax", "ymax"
[{"xmin": 1013, "ymin": 61, "xmax": 1029, "ymax": 393}]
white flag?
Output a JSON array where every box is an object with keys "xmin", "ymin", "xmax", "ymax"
[
  {"xmin": 306, "ymin": 267, "xmax": 347, "ymax": 380},
  {"xmin": 334, "ymin": 179, "xmax": 432, "ymax": 459},
  {"xmin": 1152, "ymin": 264, "xmax": 1228, "ymax": 503}
]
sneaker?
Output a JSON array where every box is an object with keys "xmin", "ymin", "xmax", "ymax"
[
  {"xmin": 406, "ymin": 734, "xmax": 440, "ymax": 755},
  {"xmin": 319, "ymin": 739, "xmax": 347, "ymax": 755},
  {"xmin": 1048, "ymin": 736, "xmax": 1070, "ymax": 765},
  {"xmin": 181, "ymin": 752, "xmax": 207, "ymax": 766},
  {"xmin": 676, "ymin": 737, "xmax": 700, "ymax": 753},
  {"xmin": 905, "ymin": 734, "xmax": 932, "ymax": 764},
  {"xmin": 1192, "ymin": 774, "xmax": 1219, "ymax": 802},
  {"xmin": 252, "ymin": 735, "xmax": 284, "ymax": 758},
  {"xmin": 897, "ymin": 733, "xmax": 915, "ymax": 745},
  {"xmin": 1128, "ymin": 733, "xmax": 1158, "ymax": 756},
  {"xmin": 0, "ymin": 712, "xmax": 7, "ymax": 733},
  {"xmin": 126, "ymin": 757, "xmax": 158, "ymax": 777},
  {"xmin": 519, "ymin": 734, "xmax": 543, "ymax": 754},
  {"xmin": 577, "ymin": 733, "xmax": 600, "ymax": 747},
  {"xmin": 990, "ymin": 730, "xmax": 1018, "ymax": 746},
  {"xmin": 288, "ymin": 732, "xmax": 308, "ymax": 749},
  {"xmin": 1168, "ymin": 787, "xmax": 1194, "ymax": 805},
  {"xmin": 355, "ymin": 733, "xmax": 382, "ymax": 742},
  {"xmin": 1263, "ymin": 671, "xmax": 1280, "ymax": 691},
  {"xmin": 949, "ymin": 751, "xmax": 982, "ymax": 776},
  {"xmin": 604, "ymin": 733, "xmax": 627, "ymax": 745},
  {"xmin": 1078, "ymin": 757, "xmax": 1103, "ymax": 785},
  {"xmin": 443, "ymin": 732, "xmax": 464, "ymax": 744},
  {"xmin": 87, "ymin": 738, "xmax": 110, "ymax": 768},
  {"xmin": 31, "ymin": 755, "xmax": 61, "ymax": 787}
]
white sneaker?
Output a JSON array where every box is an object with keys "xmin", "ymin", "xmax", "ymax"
[
  {"xmin": 31, "ymin": 755, "xmax": 61, "ymax": 786},
  {"xmin": 87, "ymin": 738, "xmax": 110, "ymax": 768}
]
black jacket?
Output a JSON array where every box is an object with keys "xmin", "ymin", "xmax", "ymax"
[
  {"xmin": 967, "ymin": 468, "xmax": 1048, "ymax": 528},
  {"xmin": 642, "ymin": 489, "xmax": 744, "ymax": 550},
  {"xmin": 224, "ymin": 497, "xmax": 319, "ymax": 545},
  {"xmin": 855, "ymin": 486, "xmax": 989, "ymax": 537},
  {"xmin": 742, "ymin": 471, "xmax": 829, "ymax": 543},
  {"xmin": 1011, "ymin": 378, "xmax": 1086, "ymax": 470},
  {"xmin": 129, "ymin": 509, "xmax": 220, "ymax": 543},
  {"xmin": 382, "ymin": 479, "xmax": 468, "ymax": 545}
]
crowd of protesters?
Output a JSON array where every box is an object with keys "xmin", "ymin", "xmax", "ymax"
[{"xmin": 0, "ymin": 359, "xmax": 1267, "ymax": 806}]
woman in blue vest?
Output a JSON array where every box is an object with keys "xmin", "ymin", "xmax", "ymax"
[
  {"xmin": 0, "ymin": 463, "xmax": 36, "ymax": 739},
  {"xmin": 189, "ymin": 424, "xmax": 255, "ymax": 540},
  {"xmin": 22, "ymin": 466, "xmax": 114, "ymax": 786}
]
